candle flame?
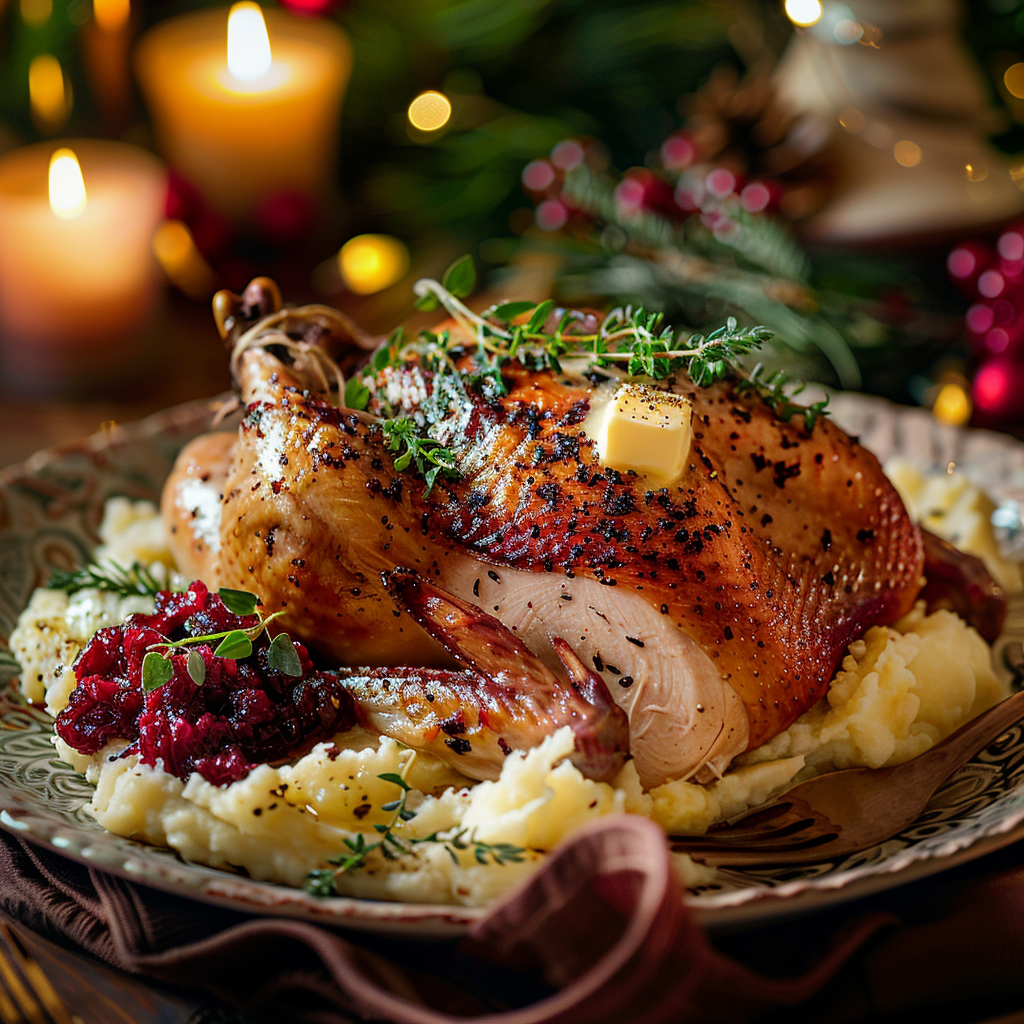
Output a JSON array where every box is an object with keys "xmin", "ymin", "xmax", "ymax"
[
  {"xmin": 29, "ymin": 54, "xmax": 71, "ymax": 133},
  {"xmin": 153, "ymin": 220, "xmax": 218, "ymax": 299},
  {"xmin": 49, "ymin": 148, "xmax": 87, "ymax": 219},
  {"xmin": 94, "ymin": 0, "xmax": 130, "ymax": 32},
  {"xmin": 784, "ymin": 0, "xmax": 822, "ymax": 27},
  {"xmin": 227, "ymin": 2, "xmax": 272, "ymax": 82}
]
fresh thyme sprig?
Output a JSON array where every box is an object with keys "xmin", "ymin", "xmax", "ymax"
[
  {"xmin": 141, "ymin": 587, "xmax": 303, "ymax": 692},
  {"xmin": 302, "ymin": 772, "xmax": 527, "ymax": 896},
  {"xmin": 349, "ymin": 256, "xmax": 828, "ymax": 494},
  {"xmin": 46, "ymin": 560, "xmax": 166, "ymax": 598},
  {"xmin": 737, "ymin": 365, "xmax": 830, "ymax": 433},
  {"xmin": 408, "ymin": 268, "xmax": 774, "ymax": 387}
]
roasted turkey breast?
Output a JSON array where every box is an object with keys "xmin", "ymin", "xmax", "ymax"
[{"xmin": 163, "ymin": 281, "xmax": 925, "ymax": 788}]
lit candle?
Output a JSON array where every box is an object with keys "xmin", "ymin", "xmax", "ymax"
[
  {"xmin": 135, "ymin": 4, "xmax": 351, "ymax": 224},
  {"xmin": 83, "ymin": 0, "xmax": 135, "ymax": 132},
  {"xmin": 0, "ymin": 140, "xmax": 166, "ymax": 386}
]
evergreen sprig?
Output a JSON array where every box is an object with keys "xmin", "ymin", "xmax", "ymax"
[{"xmin": 555, "ymin": 166, "xmax": 863, "ymax": 389}]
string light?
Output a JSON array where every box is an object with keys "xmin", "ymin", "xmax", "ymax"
[
  {"xmin": 407, "ymin": 91, "xmax": 452, "ymax": 132},
  {"xmin": 784, "ymin": 0, "xmax": 823, "ymax": 27},
  {"xmin": 48, "ymin": 149, "xmax": 86, "ymax": 219},
  {"xmin": 338, "ymin": 234, "xmax": 409, "ymax": 295}
]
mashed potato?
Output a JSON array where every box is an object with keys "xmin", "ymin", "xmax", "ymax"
[
  {"xmin": 8, "ymin": 478, "xmax": 1016, "ymax": 903},
  {"xmin": 886, "ymin": 457, "xmax": 1023, "ymax": 595},
  {"xmin": 10, "ymin": 498, "xmax": 180, "ymax": 710}
]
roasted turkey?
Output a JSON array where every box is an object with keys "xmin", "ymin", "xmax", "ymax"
[{"xmin": 163, "ymin": 278, "xmax": 928, "ymax": 789}]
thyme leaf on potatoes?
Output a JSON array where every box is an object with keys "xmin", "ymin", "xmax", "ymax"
[{"xmin": 302, "ymin": 772, "xmax": 528, "ymax": 895}]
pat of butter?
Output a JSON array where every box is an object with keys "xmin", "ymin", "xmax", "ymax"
[{"xmin": 586, "ymin": 383, "xmax": 692, "ymax": 485}]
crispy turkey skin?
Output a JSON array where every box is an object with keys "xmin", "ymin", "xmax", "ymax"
[{"xmin": 163, "ymin": 287, "xmax": 925, "ymax": 788}]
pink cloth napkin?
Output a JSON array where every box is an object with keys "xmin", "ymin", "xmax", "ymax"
[{"xmin": 2, "ymin": 814, "xmax": 1023, "ymax": 1023}]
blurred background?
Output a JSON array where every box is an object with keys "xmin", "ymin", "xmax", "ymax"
[{"xmin": 3, "ymin": 0, "xmax": 1024, "ymax": 463}]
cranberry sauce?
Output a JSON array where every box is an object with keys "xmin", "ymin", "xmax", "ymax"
[{"xmin": 55, "ymin": 581, "xmax": 356, "ymax": 786}]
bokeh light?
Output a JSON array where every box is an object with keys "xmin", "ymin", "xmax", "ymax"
[
  {"xmin": 894, "ymin": 141, "xmax": 922, "ymax": 168},
  {"xmin": 973, "ymin": 362, "xmax": 1015, "ymax": 414},
  {"xmin": 966, "ymin": 303, "xmax": 994, "ymax": 334},
  {"xmin": 978, "ymin": 270, "xmax": 1005, "ymax": 298},
  {"xmin": 705, "ymin": 167, "xmax": 736, "ymax": 198},
  {"xmin": 535, "ymin": 199, "xmax": 568, "ymax": 231},
  {"xmin": 521, "ymin": 159, "xmax": 555, "ymax": 192},
  {"xmin": 550, "ymin": 140, "xmax": 584, "ymax": 171},
  {"xmin": 660, "ymin": 135, "xmax": 695, "ymax": 171},
  {"xmin": 338, "ymin": 234, "xmax": 410, "ymax": 295},
  {"xmin": 932, "ymin": 383, "xmax": 972, "ymax": 426},
  {"xmin": 784, "ymin": 0, "xmax": 823, "ymax": 27},
  {"xmin": 48, "ymin": 149, "xmax": 86, "ymax": 219},
  {"xmin": 1005, "ymin": 63, "xmax": 1024, "ymax": 100},
  {"xmin": 20, "ymin": 0, "xmax": 52, "ymax": 28},
  {"xmin": 227, "ymin": 2, "xmax": 272, "ymax": 82},
  {"xmin": 999, "ymin": 230, "xmax": 1024, "ymax": 261},
  {"xmin": 948, "ymin": 247, "xmax": 978, "ymax": 279},
  {"xmin": 407, "ymin": 91, "xmax": 452, "ymax": 132},
  {"xmin": 740, "ymin": 182, "xmax": 771, "ymax": 213}
]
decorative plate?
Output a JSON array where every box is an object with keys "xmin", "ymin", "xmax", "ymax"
[{"xmin": 0, "ymin": 394, "xmax": 1022, "ymax": 936}]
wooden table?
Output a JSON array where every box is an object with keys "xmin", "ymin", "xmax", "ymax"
[{"xmin": 0, "ymin": 915, "xmax": 251, "ymax": 1024}]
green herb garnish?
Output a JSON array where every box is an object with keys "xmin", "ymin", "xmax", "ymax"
[
  {"xmin": 141, "ymin": 651, "xmax": 174, "ymax": 692},
  {"xmin": 381, "ymin": 419, "xmax": 460, "ymax": 497},
  {"xmin": 267, "ymin": 632, "xmax": 303, "ymax": 676},
  {"xmin": 360, "ymin": 254, "xmax": 827, "ymax": 497},
  {"xmin": 302, "ymin": 771, "xmax": 528, "ymax": 895},
  {"xmin": 737, "ymin": 364, "xmax": 830, "ymax": 433},
  {"xmin": 186, "ymin": 650, "xmax": 206, "ymax": 687},
  {"xmin": 46, "ymin": 560, "xmax": 165, "ymax": 598},
  {"xmin": 142, "ymin": 586, "xmax": 303, "ymax": 693}
]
